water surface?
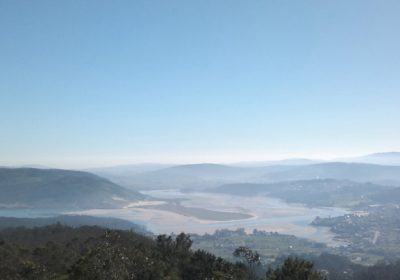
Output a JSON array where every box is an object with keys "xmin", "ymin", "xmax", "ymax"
[
  {"xmin": 76, "ymin": 189, "xmax": 348, "ymax": 246},
  {"xmin": 0, "ymin": 189, "xmax": 348, "ymax": 246}
]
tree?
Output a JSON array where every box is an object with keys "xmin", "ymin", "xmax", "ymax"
[
  {"xmin": 265, "ymin": 257, "xmax": 326, "ymax": 280},
  {"xmin": 234, "ymin": 246, "xmax": 261, "ymax": 279},
  {"xmin": 234, "ymin": 246, "xmax": 261, "ymax": 266},
  {"xmin": 175, "ymin": 232, "xmax": 192, "ymax": 253}
]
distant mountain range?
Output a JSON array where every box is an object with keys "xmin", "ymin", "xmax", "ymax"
[
  {"xmin": 232, "ymin": 158, "xmax": 323, "ymax": 167},
  {"xmin": 105, "ymin": 163, "xmax": 271, "ymax": 189},
  {"xmin": 96, "ymin": 161, "xmax": 400, "ymax": 190},
  {"xmin": 340, "ymin": 152, "xmax": 400, "ymax": 166},
  {"xmin": 0, "ymin": 168, "xmax": 145, "ymax": 209},
  {"xmin": 2, "ymin": 155, "xmax": 400, "ymax": 210},
  {"xmin": 3, "ymin": 152, "xmax": 399, "ymax": 206},
  {"xmin": 260, "ymin": 162, "xmax": 400, "ymax": 185},
  {"xmin": 87, "ymin": 163, "xmax": 175, "ymax": 188},
  {"xmin": 232, "ymin": 152, "xmax": 400, "ymax": 167},
  {"xmin": 84, "ymin": 152, "xmax": 400, "ymax": 190},
  {"xmin": 87, "ymin": 163, "xmax": 175, "ymax": 177}
]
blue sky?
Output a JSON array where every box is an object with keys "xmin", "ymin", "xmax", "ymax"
[{"xmin": 1, "ymin": 0, "xmax": 399, "ymax": 167}]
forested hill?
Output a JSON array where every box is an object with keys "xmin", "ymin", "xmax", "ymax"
[
  {"xmin": 0, "ymin": 168, "xmax": 145, "ymax": 209},
  {"xmin": 0, "ymin": 215, "xmax": 149, "ymax": 233},
  {"xmin": 0, "ymin": 225, "xmax": 251, "ymax": 280},
  {"xmin": 209, "ymin": 179, "xmax": 394, "ymax": 207}
]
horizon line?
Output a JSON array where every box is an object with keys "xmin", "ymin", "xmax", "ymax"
[{"xmin": 1, "ymin": 151, "xmax": 399, "ymax": 169}]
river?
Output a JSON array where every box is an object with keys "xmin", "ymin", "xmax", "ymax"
[
  {"xmin": 73, "ymin": 189, "xmax": 348, "ymax": 246},
  {"xmin": 0, "ymin": 189, "xmax": 348, "ymax": 246}
]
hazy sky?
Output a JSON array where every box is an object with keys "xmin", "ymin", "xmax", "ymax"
[{"xmin": 1, "ymin": 0, "xmax": 399, "ymax": 168}]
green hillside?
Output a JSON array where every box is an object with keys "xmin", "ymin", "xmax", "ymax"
[{"xmin": 0, "ymin": 168, "xmax": 145, "ymax": 209}]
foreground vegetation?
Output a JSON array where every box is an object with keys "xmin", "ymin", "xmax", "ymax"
[
  {"xmin": 0, "ymin": 224, "xmax": 250, "ymax": 279},
  {"xmin": 1, "ymin": 224, "xmax": 400, "ymax": 279}
]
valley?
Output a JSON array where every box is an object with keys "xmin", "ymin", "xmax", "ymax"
[{"xmin": 1, "ymin": 160, "xmax": 400, "ymax": 269}]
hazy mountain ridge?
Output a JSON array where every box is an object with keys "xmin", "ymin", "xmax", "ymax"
[
  {"xmin": 231, "ymin": 152, "xmax": 400, "ymax": 167},
  {"xmin": 87, "ymin": 164, "xmax": 176, "ymax": 188},
  {"xmin": 87, "ymin": 163, "xmax": 175, "ymax": 175},
  {"xmin": 0, "ymin": 168, "xmax": 145, "ymax": 209},
  {"xmin": 115, "ymin": 163, "xmax": 269, "ymax": 189},
  {"xmin": 260, "ymin": 162, "xmax": 400, "ymax": 185},
  {"xmin": 341, "ymin": 152, "xmax": 400, "ymax": 166},
  {"xmin": 209, "ymin": 179, "xmax": 396, "ymax": 207},
  {"xmin": 109, "ymin": 161, "xmax": 400, "ymax": 190},
  {"xmin": 231, "ymin": 158, "xmax": 323, "ymax": 167}
]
